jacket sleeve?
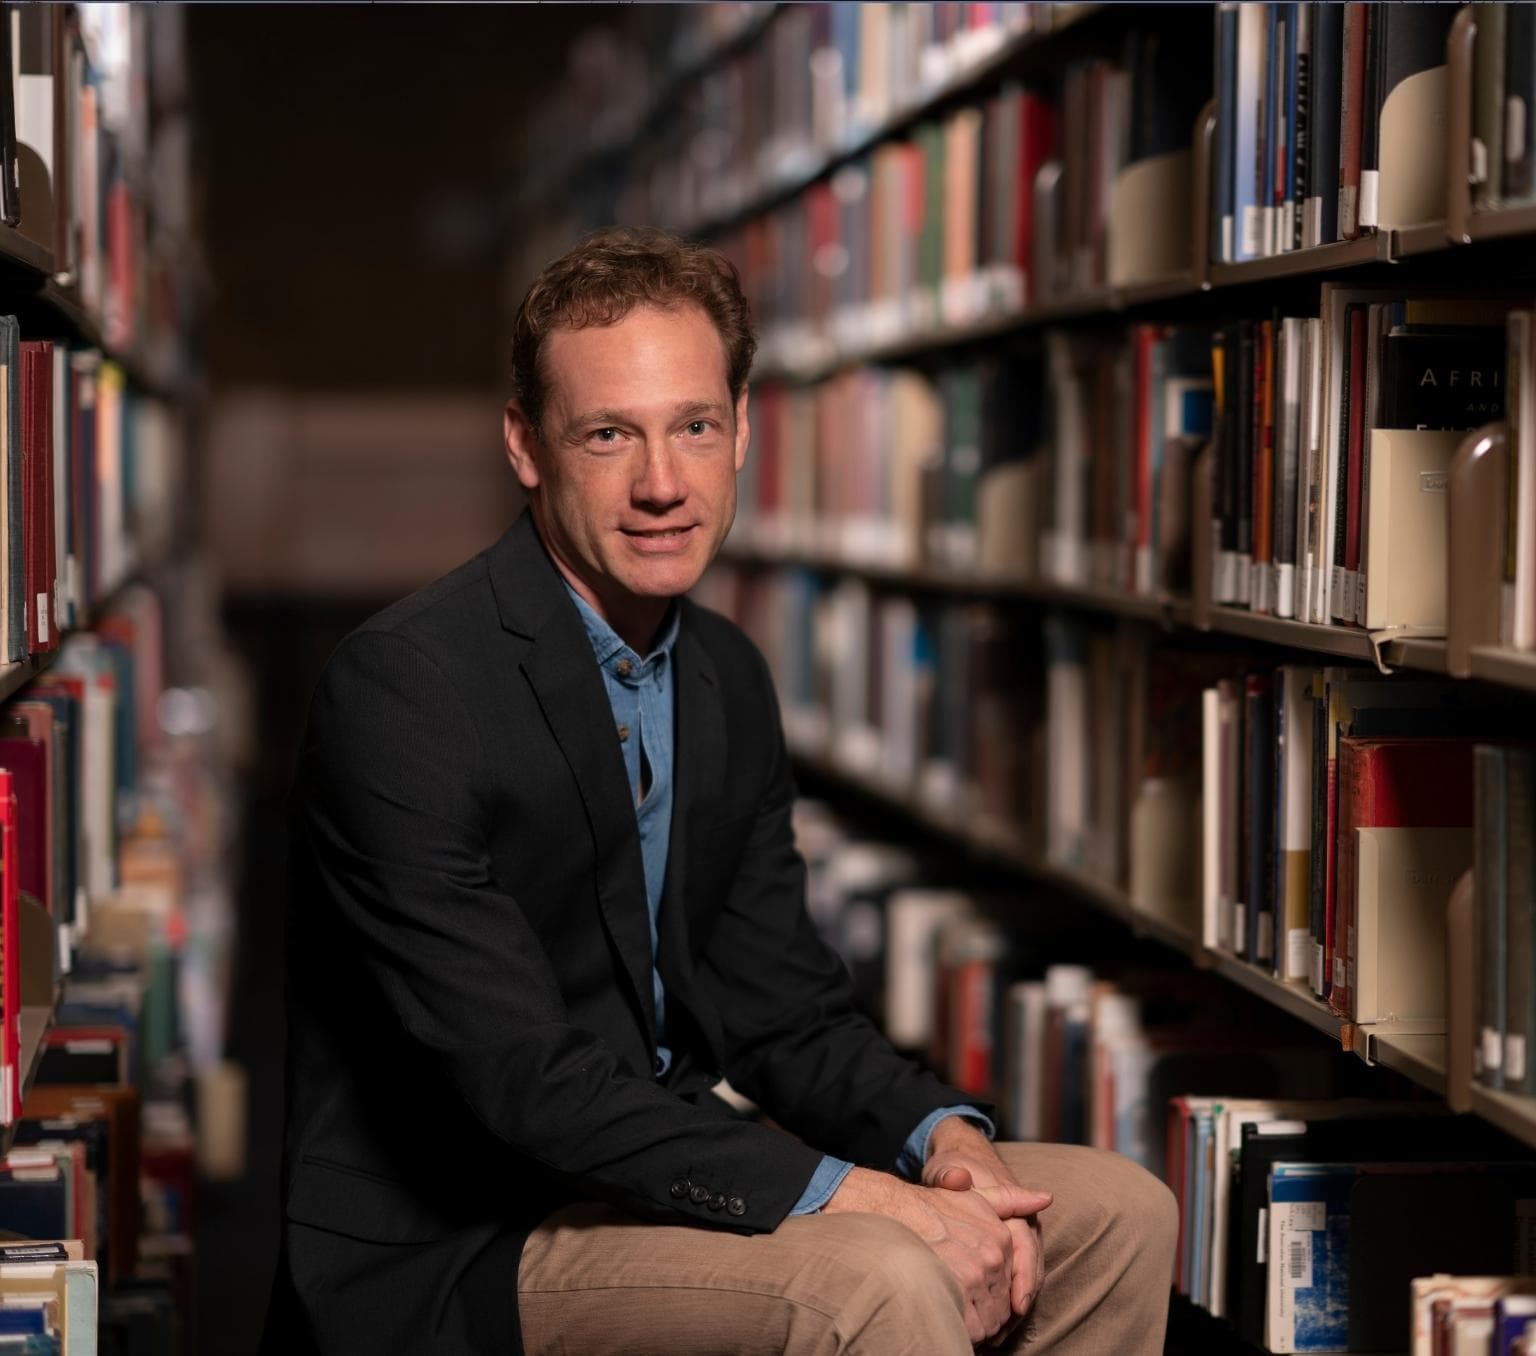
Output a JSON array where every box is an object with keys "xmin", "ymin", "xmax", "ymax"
[
  {"xmin": 295, "ymin": 627, "xmax": 826, "ymax": 1232},
  {"xmin": 692, "ymin": 639, "xmax": 994, "ymax": 1170}
]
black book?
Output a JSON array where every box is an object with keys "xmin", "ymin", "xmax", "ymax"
[
  {"xmin": 1379, "ymin": 325, "xmax": 1507, "ymax": 431},
  {"xmin": 1216, "ymin": 326, "xmax": 1240, "ymax": 590},
  {"xmin": 1308, "ymin": 1, "xmax": 1344, "ymax": 245},
  {"xmin": 1214, "ymin": 5, "xmax": 1238, "ymax": 262},
  {"xmin": 1307, "ymin": 672, "xmax": 1328, "ymax": 996},
  {"xmin": 0, "ymin": 5, "xmax": 18, "ymax": 229},
  {"xmin": 1357, "ymin": 1, "xmax": 1384, "ymax": 230},
  {"xmin": 0, "ymin": 1169, "xmax": 67, "ymax": 1244},
  {"xmin": 1350, "ymin": 1165, "xmax": 1536, "ymax": 1351},
  {"xmin": 1507, "ymin": 3, "xmax": 1536, "ymax": 199},
  {"xmin": 1331, "ymin": 303, "xmax": 1365, "ymax": 620},
  {"xmin": 1235, "ymin": 320, "xmax": 1255, "ymax": 600},
  {"xmin": 1230, "ymin": 1115, "xmax": 1513, "ymax": 1347},
  {"xmin": 1292, "ymin": 3, "xmax": 1311, "ymax": 252},
  {"xmin": 1124, "ymin": 25, "xmax": 1210, "ymax": 166}
]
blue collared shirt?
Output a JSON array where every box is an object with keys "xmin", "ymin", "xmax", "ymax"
[{"xmin": 563, "ymin": 582, "xmax": 994, "ymax": 1213}]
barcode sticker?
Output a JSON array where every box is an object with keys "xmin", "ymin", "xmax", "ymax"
[
  {"xmin": 1285, "ymin": 1235, "xmax": 1313, "ymax": 1291},
  {"xmin": 1257, "ymin": 1207, "xmax": 1267, "ymax": 1264},
  {"xmin": 34, "ymin": 593, "xmax": 47, "ymax": 646},
  {"xmin": 1484, "ymin": 1028, "xmax": 1505, "ymax": 1073},
  {"xmin": 1509, "ymin": 1034, "xmax": 1528, "ymax": 1085}
]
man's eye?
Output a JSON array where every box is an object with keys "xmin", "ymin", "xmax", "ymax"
[
  {"xmin": 686, "ymin": 421, "xmax": 709, "ymax": 436},
  {"xmin": 590, "ymin": 428, "xmax": 620, "ymax": 444}
]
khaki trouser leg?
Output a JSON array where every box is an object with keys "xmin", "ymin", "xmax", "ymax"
[{"xmin": 517, "ymin": 1143, "xmax": 1177, "ymax": 1355}]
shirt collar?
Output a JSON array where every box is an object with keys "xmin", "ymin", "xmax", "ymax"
[{"xmin": 562, "ymin": 578, "xmax": 681, "ymax": 671}]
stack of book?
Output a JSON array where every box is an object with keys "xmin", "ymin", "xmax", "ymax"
[
  {"xmin": 1210, "ymin": 3, "xmax": 1459, "ymax": 262},
  {"xmin": 1200, "ymin": 666, "xmax": 1515, "ymax": 1013}
]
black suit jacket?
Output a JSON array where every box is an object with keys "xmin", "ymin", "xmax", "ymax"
[{"xmin": 266, "ymin": 512, "xmax": 985, "ymax": 1353}]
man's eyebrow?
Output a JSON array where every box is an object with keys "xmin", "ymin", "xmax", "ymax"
[{"xmin": 564, "ymin": 400, "xmax": 729, "ymax": 431}]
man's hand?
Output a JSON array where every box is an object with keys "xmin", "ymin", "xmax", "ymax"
[
  {"xmin": 924, "ymin": 1118, "xmax": 1052, "ymax": 1341},
  {"xmin": 823, "ymin": 1165, "xmax": 1021, "ymax": 1343}
]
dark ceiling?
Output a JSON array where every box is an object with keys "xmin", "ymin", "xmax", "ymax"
[{"xmin": 187, "ymin": 4, "xmax": 616, "ymax": 394}]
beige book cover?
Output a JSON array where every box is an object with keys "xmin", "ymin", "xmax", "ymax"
[
  {"xmin": 1355, "ymin": 825, "xmax": 1473, "ymax": 1024},
  {"xmin": 976, "ymin": 458, "xmax": 1039, "ymax": 577},
  {"xmin": 1363, "ymin": 427, "xmax": 1462, "ymax": 632}
]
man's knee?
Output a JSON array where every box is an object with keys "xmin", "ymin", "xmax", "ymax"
[
  {"xmin": 996, "ymin": 1142, "xmax": 1177, "ymax": 1259},
  {"xmin": 816, "ymin": 1214, "xmax": 963, "ymax": 1328}
]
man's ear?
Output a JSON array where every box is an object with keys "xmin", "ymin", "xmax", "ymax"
[
  {"xmin": 732, "ymin": 387, "xmax": 750, "ymax": 473},
  {"xmin": 504, "ymin": 400, "xmax": 543, "ymax": 492}
]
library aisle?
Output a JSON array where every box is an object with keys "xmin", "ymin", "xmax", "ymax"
[{"xmin": 7, "ymin": 3, "xmax": 1536, "ymax": 1355}]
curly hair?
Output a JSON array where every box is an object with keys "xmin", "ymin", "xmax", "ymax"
[{"xmin": 510, "ymin": 226, "xmax": 757, "ymax": 436}]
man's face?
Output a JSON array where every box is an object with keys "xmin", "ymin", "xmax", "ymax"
[{"xmin": 504, "ymin": 302, "xmax": 749, "ymax": 625}]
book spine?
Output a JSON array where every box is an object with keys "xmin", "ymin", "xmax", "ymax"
[
  {"xmin": 1340, "ymin": 305, "xmax": 1367, "ymax": 623},
  {"xmin": 1215, "ymin": 4, "xmax": 1239, "ymax": 263},
  {"xmin": 1307, "ymin": 668, "xmax": 1329, "ymax": 995},
  {"xmin": 1252, "ymin": 319, "xmax": 1275, "ymax": 612},
  {"xmin": 1478, "ymin": 744, "xmax": 1508, "ymax": 1087},
  {"xmin": 1263, "ymin": 4, "xmax": 1279, "ymax": 258},
  {"xmin": 1331, "ymin": 737, "xmax": 1366, "ymax": 1019},
  {"xmin": 0, "ymin": 768, "xmax": 15, "ymax": 1126},
  {"xmin": 1505, "ymin": 3, "xmax": 1536, "ymax": 201},
  {"xmin": 1356, "ymin": 1, "xmax": 1383, "ymax": 231},
  {"xmin": 1245, "ymin": 672, "xmax": 1274, "ymax": 968},
  {"xmin": 1309, "ymin": 2, "xmax": 1343, "ymax": 246},
  {"xmin": 1338, "ymin": 3, "xmax": 1367, "ymax": 239},
  {"xmin": 1290, "ymin": 3, "xmax": 1309, "ymax": 252},
  {"xmin": 1506, "ymin": 749, "xmax": 1534, "ymax": 1092}
]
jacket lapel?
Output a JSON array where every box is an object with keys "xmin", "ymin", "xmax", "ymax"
[
  {"xmin": 657, "ymin": 603, "xmax": 726, "ymax": 1000},
  {"xmin": 489, "ymin": 514, "xmax": 657, "ymax": 1051}
]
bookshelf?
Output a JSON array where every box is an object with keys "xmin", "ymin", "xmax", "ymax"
[{"xmin": 525, "ymin": 2, "xmax": 1536, "ymax": 1346}]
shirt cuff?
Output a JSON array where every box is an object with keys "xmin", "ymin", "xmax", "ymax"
[
  {"xmin": 894, "ymin": 1106, "xmax": 998, "ymax": 1181},
  {"xmin": 788, "ymin": 1154, "xmax": 854, "ymax": 1215}
]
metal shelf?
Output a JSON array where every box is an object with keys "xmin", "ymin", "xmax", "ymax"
[
  {"xmin": 1469, "ymin": 646, "xmax": 1536, "ymax": 694},
  {"xmin": 1466, "ymin": 202, "xmax": 1536, "ymax": 246},
  {"xmin": 1200, "ymin": 952, "xmax": 1347, "ymax": 1043},
  {"xmin": 1470, "ymin": 1084, "xmax": 1536, "ymax": 1155},
  {"xmin": 0, "ymin": 226, "xmax": 53, "ymax": 278},
  {"xmin": 1362, "ymin": 1030, "xmax": 1446, "ymax": 1097},
  {"xmin": 1208, "ymin": 233, "xmax": 1391, "ymax": 288}
]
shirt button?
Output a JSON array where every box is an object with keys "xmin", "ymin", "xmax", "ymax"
[
  {"xmin": 689, "ymin": 1185, "xmax": 710, "ymax": 1205},
  {"xmin": 617, "ymin": 724, "xmax": 630, "ymax": 742},
  {"xmin": 708, "ymin": 1192, "xmax": 727, "ymax": 1211},
  {"xmin": 726, "ymin": 1196, "xmax": 747, "ymax": 1217},
  {"xmin": 616, "ymin": 658, "xmax": 633, "ymax": 677},
  {"xmin": 669, "ymin": 1179, "xmax": 690, "ymax": 1199}
]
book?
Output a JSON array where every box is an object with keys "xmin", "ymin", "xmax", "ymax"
[
  {"xmin": 1472, "ymin": 3, "xmax": 1508, "ymax": 211},
  {"xmin": 1331, "ymin": 736, "xmax": 1476, "ymax": 1023}
]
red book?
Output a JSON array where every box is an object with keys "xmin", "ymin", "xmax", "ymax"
[
  {"xmin": 0, "ymin": 768, "xmax": 16, "ymax": 1125},
  {"xmin": 804, "ymin": 180, "xmax": 838, "ymax": 333},
  {"xmin": 1013, "ymin": 90, "xmax": 1058, "ymax": 302},
  {"xmin": 1342, "ymin": 307, "xmax": 1368, "ymax": 602},
  {"xmin": 1329, "ymin": 737, "xmax": 1476, "ymax": 1021}
]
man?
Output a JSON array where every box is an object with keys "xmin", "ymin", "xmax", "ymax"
[{"xmin": 267, "ymin": 227, "xmax": 1176, "ymax": 1355}]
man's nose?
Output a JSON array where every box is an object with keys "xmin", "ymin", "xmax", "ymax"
[{"xmin": 634, "ymin": 442, "xmax": 686, "ymax": 507}]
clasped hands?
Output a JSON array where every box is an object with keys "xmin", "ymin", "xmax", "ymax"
[{"xmin": 823, "ymin": 1118, "xmax": 1052, "ymax": 1346}]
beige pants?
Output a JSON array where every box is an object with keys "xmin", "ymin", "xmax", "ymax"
[{"xmin": 518, "ymin": 1143, "xmax": 1178, "ymax": 1355}]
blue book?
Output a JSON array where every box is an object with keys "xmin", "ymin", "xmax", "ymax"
[
  {"xmin": 1190, "ymin": 1109, "xmax": 1214, "ymax": 1309},
  {"xmin": 1233, "ymin": 4, "xmax": 1267, "ymax": 261},
  {"xmin": 0, "ymin": 1309, "xmax": 47, "ymax": 1336},
  {"xmin": 1282, "ymin": 4, "xmax": 1298, "ymax": 247},
  {"xmin": 1263, "ymin": 5, "xmax": 1279, "ymax": 256},
  {"xmin": 1267, "ymin": 1162, "xmax": 1352, "ymax": 1353}
]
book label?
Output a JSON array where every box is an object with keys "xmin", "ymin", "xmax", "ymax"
[
  {"xmin": 1484, "ymin": 1027, "xmax": 1505, "ymax": 1074},
  {"xmin": 1508, "ymin": 1034, "xmax": 1528, "ymax": 1085},
  {"xmin": 1286, "ymin": 929, "xmax": 1310, "ymax": 982}
]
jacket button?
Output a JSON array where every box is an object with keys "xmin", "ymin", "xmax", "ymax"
[
  {"xmin": 726, "ymin": 1196, "xmax": 747, "ymax": 1217},
  {"xmin": 689, "ymin": 1185, "xmax": 710, "ymax": 1205},
  {"xmin": 708, "ymin": 1192, "xmax": 727, "ymax": 1211},
  {"xmin": 669, "ymin": 1179, "xmax": 689, "ymax": 1199}
]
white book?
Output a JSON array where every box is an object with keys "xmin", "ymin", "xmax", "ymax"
[
  {"xmin": 1200, "ymin": 687, "xmax": 1223, "ymax": 951},
  {"xmin": 1278, "ymin": 667, "xmax": 1315, "ymax": 982}
]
